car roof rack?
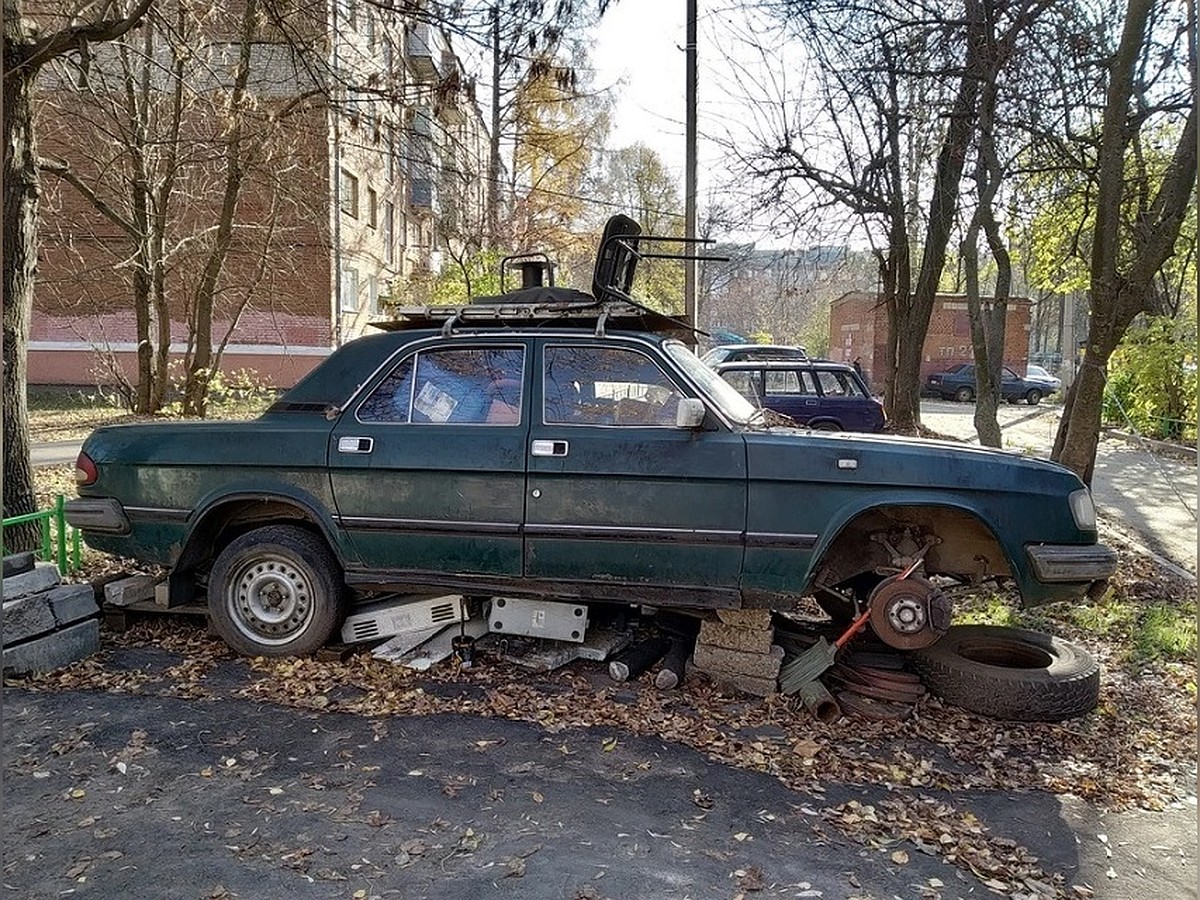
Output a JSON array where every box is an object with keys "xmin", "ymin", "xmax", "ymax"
[
  {"xmin": 372, "ymin": 214, "xmax": 726, "ymax": 343},
  {"xmin": 375, "ymin": 290, "xmax": 697, "ymax": 341}
]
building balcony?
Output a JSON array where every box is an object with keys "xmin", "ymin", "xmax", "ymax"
[{"xmin": 407, "ymin": 23, "xmax": 443, "ymax": 83}]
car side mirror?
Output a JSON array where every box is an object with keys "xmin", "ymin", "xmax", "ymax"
[{"xmin": 676, "ymin": 398, "xmax": 706, "ymax": 429}]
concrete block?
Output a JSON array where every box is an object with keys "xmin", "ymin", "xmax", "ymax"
[
  {"xmin": 45, "ymin": 583, "xmax": 100, "ymax": 627},
  {"xmin": 3, "ymin": 552, "xmax": 36, "ymax": 578},
  {"xmin": 2, "ymin": 595, "xmax": 57, "ymax": 646},
  {"xmin": 713, "ymin": 671, "xmax": 778, "ymax": 697},
  {"xmin": 2, "ymin": 563, "xmax": 61, "ymax": 601},
  {"xmin": 104, "ymin": 574, "xmax": 159, "ymax": 607},
  {"xmin": 3, "ymin": 619, "xmax": 100, "ymax": 675},
  {"xmin": 698, "ymin": 619, "xmax": 774, "ymax": 654},
  {"xmin": 715, "ymin": 608, "xmax": 772, "ymax": 629},
  {"xmin": 693, "ymin": 642, "xmax": 784, "ymax": 681}
]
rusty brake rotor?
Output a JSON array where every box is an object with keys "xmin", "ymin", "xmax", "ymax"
[{"xmin": 867, "ymin": 575, "xmax": 952, "ymax": 650}]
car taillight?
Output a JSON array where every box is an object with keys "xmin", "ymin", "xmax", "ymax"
[{"xmin": 75, "ymin": 451, "xmax": 98, "ymax": 486}]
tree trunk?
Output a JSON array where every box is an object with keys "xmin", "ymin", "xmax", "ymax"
[
  {"xmin": 894, "ymin": 0, "xmax": 986, "ymax": 432},
  {"xmin": 2, "ymin": 63, "xmax": 42, "ymax": 549},
  {"xmin": 1051, "ymin": 0, "xmax": 1198, "ymax": 483}
]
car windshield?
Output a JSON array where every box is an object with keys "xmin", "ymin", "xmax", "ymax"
[{"xmin": 664, "ymin": 341, "xmax": 759, "ymax": 424}]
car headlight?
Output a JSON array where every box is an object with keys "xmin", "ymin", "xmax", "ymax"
[{"xmin": 1068, "ymin": 489, "xmax": 1097, "ymax": 530}]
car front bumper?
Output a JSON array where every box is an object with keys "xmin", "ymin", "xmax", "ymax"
[{"xmin": 1026, "ymin": 543, "xmax": 1118, "ymax": 585}]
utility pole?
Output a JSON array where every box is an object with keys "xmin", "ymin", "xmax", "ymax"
[{"xmin": 683, "ymin": 0, "xmax": 698, "ymax": 331}]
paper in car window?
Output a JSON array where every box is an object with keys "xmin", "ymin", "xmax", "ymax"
[{"xmin": 414, "ymin": 381, "xmax": 458, "ymax": 422}]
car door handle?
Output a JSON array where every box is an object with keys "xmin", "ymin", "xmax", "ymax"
[
  {"xmin": 337, "ymin": 436, "xmax": 374, "ymax": 454},
  {"xmin": 531, "ymin": 439, "xmax": 569, "ymax": 457}
]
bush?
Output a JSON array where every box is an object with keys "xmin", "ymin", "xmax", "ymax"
[{"xmin": 1104, "ymin": 316, "xmax": 1196, "ymax": 442}]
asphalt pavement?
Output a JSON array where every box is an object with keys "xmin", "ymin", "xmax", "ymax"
[{"xmin": 4, "ymin": 646, "xmax": 1196, "ymax": 899}]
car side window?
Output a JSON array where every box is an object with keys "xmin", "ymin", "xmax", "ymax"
[
  {"xmin": 721, "ymin": 371, "xmax": 759, "ymax": 401},
  {"xmin": 764, "ymin": 370, "xmax": 801, "ymax": 394},
  {"xmin": 544, "ymin": 345, "xmax": 683, "ymax": 426},
  {"xmin": 358, "ymin": 347, "xmax": 524, "ymax": 425},
  {"xmin": 815, "ymin": 370, "xmax": 851, "ymax": 397}
]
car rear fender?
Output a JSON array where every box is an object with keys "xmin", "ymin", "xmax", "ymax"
[{"xmin": 176, "ymin": 490, "xmax": 348, "ymax": 578}]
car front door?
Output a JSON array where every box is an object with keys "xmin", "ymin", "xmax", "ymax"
[
  {"xmin": 525, "ymin": 339, "xmax": 747, "ymax": 605},
  {"xmin": 329, "ymin": 340, "xmax": 531, "ymax": 580}
]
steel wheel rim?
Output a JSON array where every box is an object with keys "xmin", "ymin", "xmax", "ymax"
[{"xmin": 226, "ymin": 553, "xmax": 316, "ymax": 646}]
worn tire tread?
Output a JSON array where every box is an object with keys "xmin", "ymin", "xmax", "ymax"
[{"xmin": 912, "ymin": 625, "xmax": 1099, "ymax": 722}]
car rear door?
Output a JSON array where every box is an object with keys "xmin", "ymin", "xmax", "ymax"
[
  {"xmin": 761, "ymin": 368, "xmax": 819, "ymax": 424},
  {"xmin": 811, "ymin": 368, "xmax": 875, "ymax": 431},
  {"xmin": 524, "ymin": 338, "xmax": 747, "ymax": 604},
  {"xmin": 328, "ymin": 340, "xmax": 532, "ymax": 579}
]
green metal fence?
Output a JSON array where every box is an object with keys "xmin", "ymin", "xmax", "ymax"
[{"xmin": 2, "ymin": 495, "xmax": 82, "ymax": 573}]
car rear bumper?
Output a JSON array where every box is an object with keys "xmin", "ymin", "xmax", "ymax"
[
  {"xmin": 1026, "ymin": 543, "xmax": 1118, "ymax": 583},
  {"xmin": 65, "ymin": 498, "xmax": 131, "ymax": 535}
]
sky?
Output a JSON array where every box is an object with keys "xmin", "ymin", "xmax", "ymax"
[{"xmin": 589, "ymin": 2, "xmax": 809, "ymax": 247}]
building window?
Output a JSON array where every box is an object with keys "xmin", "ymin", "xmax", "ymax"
[
  {"xmin": 339, "ymin": 169, "xmax": 359, "ymax": 217},
  {"xmin": 367, "ymin": 188, "xmax": 378, "ymax": 228},
  {"xmin": 383, "ymin": 202, "xmax": 395, "ymax": 264},
  {"xmin": 368, "ymin": 273, "xmax": 379, "ymax": 313},
  {"xmin": 386, "ymin": 125, "xmax": 396, "ymax": 182},
  {"xmin": 337, "ymin": 0, "xmax": 356, "ymax": 29},
  {"xmin": 365, "ymin": 11, "xmax": 376, "ymax": 46},
  {"xmin": 341, "ymin": 266, "xmax": 360, "ymax": 311}
]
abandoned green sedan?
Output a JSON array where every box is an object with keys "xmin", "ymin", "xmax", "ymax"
[{"xmin": 66, "ymin": 221, "xmax": 1116, "ymax": 658}]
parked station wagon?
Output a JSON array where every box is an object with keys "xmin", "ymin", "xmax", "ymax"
[
  {"xmin": 67, "ymin": 217, "xmax": 1116, "ymax": 658},
  {"xmin": 713, "ymin": 358, "xmax": 886, "ymax": 433}
]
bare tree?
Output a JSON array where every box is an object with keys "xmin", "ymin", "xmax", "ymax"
[{"xmin": 4, "ymin": 0, "xmax": 153, "ymax": 545}]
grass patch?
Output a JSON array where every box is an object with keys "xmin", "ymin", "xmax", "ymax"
[{"xmin": 1132, "ymin": 603, "xmax": 1197, "ymax": 662}]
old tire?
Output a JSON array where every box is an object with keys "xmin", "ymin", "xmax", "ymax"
[
  {"xmin": 912, "ymin": 625, "xmax": 1099, "ymax": 722},
  {"xmin": 954, "ymin": 386, "xmax": 975, "ymax": 402},
  {"xmin": 1025, "ymin": 388, "xmax": 1043, "ymax": 405},
  {"xmin": 208, "ymin": 524, "xmax": 346, "ymax": 657}
]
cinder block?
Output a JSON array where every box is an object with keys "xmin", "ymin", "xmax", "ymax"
[
  {"xmin": 715, "ymin": 608, "xmax": 771, "ymax": 629},
  {"xmin": 3, "ymin": 552, "xmax": 36, "ymax": 578},
  {"xmin": 2, "ymin": 619, "xmax": 100, "ymax": 675},
  {"xmin": 713, "ymin": 672, "xmax": 778, "ymax": 697},
  {"xmin": 45, "ymin": 583, "xmax": 100, "ymax": 627},
  {"xmin": 688, "ymin": 661, "xmax": 777, "ymax": 697},
  {"xmin": 693, "ymin": 642, "xmax": 783, "ymax": 681},
  {"xmin": 104, "ymin": 574, "xmax": 159, "ymax": 607},
  {"xmin": 2, "ymin": 595, "xmax": 57, "ymax": 646},
  {"xmin": 3, "ymin": 562, "xmax": 62, "ymax": 602},
  {"xmin": 698, "ymin": 619, "xmax": 774, "ymax": 654}
]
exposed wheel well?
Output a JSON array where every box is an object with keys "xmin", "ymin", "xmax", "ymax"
[
  {"xmin": 812, "ymin": 504, "xmax": 1013, "ymax": 591},
  {"xmin": 176, "ymin": 498, "xmax": 332, "ymax": 581}
]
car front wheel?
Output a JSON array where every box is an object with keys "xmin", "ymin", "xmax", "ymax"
[
  {"xmin": 954, "ymin": 386, "xmax": 974, "ymax": 402},
  {"xmin": 1025, "ymin": 388, "xmax": 1042, "ymax": 405},
  {"xmin": 208, "ymin": 524, "xmax": 346, "ymax": 657}
]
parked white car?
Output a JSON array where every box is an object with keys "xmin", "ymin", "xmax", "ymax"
[{"xmin": 1025, "ymin": 364, "xmax": 1062, "ymax": 394}]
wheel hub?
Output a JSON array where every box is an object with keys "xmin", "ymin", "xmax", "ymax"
[
  {"xmin": 868, "ymin": 576, "xmax": 952, "ymax": 650},
  {"xmin": 229, "ymin": 558, "xmax": 314, "ymax": 644}
]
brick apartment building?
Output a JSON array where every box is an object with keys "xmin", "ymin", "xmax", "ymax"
[
  {"xmin": 828, "ymin": 291, "xmax": 1032, "ymax": 389},
  {"xmin": 32, "ymin": 1, "xmax": 489, "ymax": 389}
]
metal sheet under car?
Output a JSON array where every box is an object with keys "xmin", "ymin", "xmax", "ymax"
[{"xmin": 487, "ymin": 597, "xmax": 589, "ymax": 643}]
